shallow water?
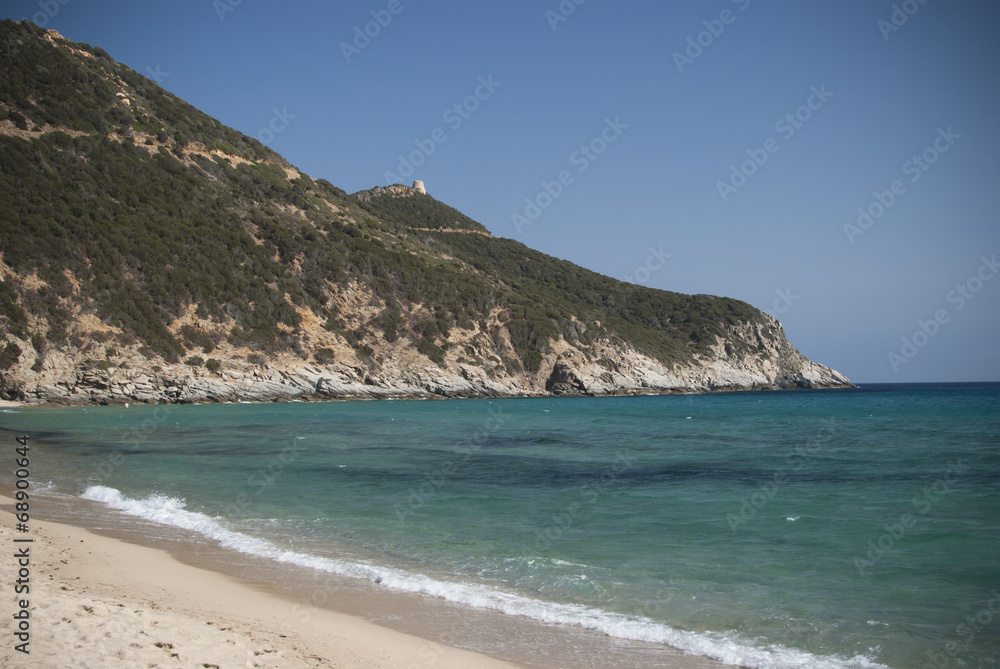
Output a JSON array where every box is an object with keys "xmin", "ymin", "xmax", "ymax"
[{"xmin": 3, "ymin": 383, "xmax": 998, "ymax": 668}]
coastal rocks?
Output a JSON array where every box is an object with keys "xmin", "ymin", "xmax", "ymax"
[
  {"xmin": 6, "ymin": 345, "xmax": 850, "ymax": 405},
  {"xmin": 545, "ymin": 361, "xmax": 588, "ymax": 395},
  {"xmin": 402, "ymin": 366, "xmax": 489, "ymax": 397},
  {"xmin": 1, "ymin": 310, "xmax": 851, "ymax": 406},
  {"xmin": 79, "ymin": 369, "xmax": 110, "ymax": 390}
]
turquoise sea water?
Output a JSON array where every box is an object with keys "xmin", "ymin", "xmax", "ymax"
[{"xmin": 2, "ymin": 383, "xmax": 998, "ymax": 668}]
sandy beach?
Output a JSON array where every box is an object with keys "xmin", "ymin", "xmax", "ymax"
[{"xmin": 0, "ymin": 495, "xmax": 518, "ymax": 669}]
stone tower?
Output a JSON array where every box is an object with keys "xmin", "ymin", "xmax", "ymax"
[{"xmin": 412, "ymin": 180, "xmax": 426, "ymax": 194}]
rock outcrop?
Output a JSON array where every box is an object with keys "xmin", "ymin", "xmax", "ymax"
[{"xmin": 0, "ymin": 314, "xmax": 850, "ymax": 406}]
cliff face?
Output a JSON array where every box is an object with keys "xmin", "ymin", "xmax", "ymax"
[
  {"xmin": 0, "ymin": 20, "xmax": 850, "ymax": 405},
  {"xmin": 0, "ymin": 302, "xmax": 848, "ymax": 405},
  {"xmin": 3, "ymin": 343, "xmax": 849, "ymax": 405}
]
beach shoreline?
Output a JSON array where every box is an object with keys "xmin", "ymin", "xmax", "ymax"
[
  {"xmin": 0, "ymin": 491, "xmax": 726, "ymax": 669},
  {"xmin": 0, "ymin": 418, "xmax": 728, "ymax": 669},
  {"xmin": 0, "ymin": 494, "xmax": 520, "ymax": 668}
]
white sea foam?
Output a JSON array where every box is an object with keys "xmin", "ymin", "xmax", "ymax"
[
  {"xmin": 549, "ymin": 558, "xmax": 589, "ymax": 568},
  {"xmin": 81, "ymin": 485, "xmax": 889, "ymax": 669}
]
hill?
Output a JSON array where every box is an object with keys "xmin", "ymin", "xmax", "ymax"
[{"xmin": 0, "ymin": 20, "xmax": 849, "ymax": 404}]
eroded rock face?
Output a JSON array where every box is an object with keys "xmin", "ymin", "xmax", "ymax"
[
  {"xmin": 0, "ymin": 289, "xmax": 850, "ymax": 406},
  {"xmin": 545, "ymin": 361, "xmax": 588, "ymax": 395},
  {"xmin": 2, "ymin": 326, "xmax": 850, "ymax": 406}
]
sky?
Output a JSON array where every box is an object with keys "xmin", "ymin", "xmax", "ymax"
[{"xmin": 5, "ymin": 0, "xmax": 999, "ymax": 383}]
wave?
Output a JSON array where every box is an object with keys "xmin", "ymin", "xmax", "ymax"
[{"xmin": 81, "ymin": 485, "xmax": 888, "ymax": 669}]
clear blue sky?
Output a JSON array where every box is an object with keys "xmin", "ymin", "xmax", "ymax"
[{"xmin": 6, "ymin": 0, "xmax": 999, "ymax": 383}]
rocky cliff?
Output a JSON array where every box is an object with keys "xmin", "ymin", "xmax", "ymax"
[
  {"xmin": 0, "ymin": 296, "xmax": 848, "ymax": 405},
  {"xmin": 0, "ymin": 20, "xmax": 850, "ymax": 405}
]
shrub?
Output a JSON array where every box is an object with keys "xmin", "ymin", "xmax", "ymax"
[
  {"xmin": 523, "ymin": 350, "xmax": 543, "ymax": 373},
  {"xmin": 416, "ymin": 339, "xmax": 444, "ymax": 365},
  {"xmin": 314, "ymin": 347, "xmax": 335, "ymax": 365},
  {"xmin": 9, "ymin": 111, "xmax": 28, "ymax": 130},
  {"xmin": 375, "ymin": 306, "xmax": 402, "ymax": 342},
  {"xmin": 180, "ymin": 325, "xmax": 215, "ymax": 352},
  {"xmin": 0, "ymin": 342, "xmax": 22, "ymax": 370}
]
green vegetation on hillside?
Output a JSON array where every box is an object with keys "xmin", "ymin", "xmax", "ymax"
[
  {"xmin": 423, "ymin": 232, "xmax": 769, "ymax": 366},
  {"xmin": 0, "ymin": 20, "xmax": 276, "ymax": 161},
  {"xmin": 356, "ymin": 190, "xmax": 489, "ymax": 233},
  {"xmin": 0, "ymin": 19, "xmax": 776, "ymax": 375}
]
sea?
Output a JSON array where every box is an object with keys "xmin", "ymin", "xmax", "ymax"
[{"xmin": 2, "ymin": 383, "xmax": 998, "ymax": 668}]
